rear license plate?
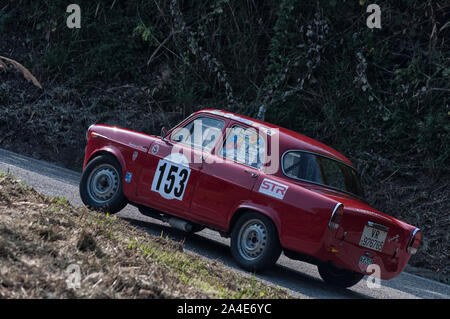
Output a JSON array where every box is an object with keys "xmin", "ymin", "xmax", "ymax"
[{"xmin": 359, "ymin": 226, "xmax": 387, "ymax": 252}]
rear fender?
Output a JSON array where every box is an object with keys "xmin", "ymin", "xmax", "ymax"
[{"xmin": 228, "ymin": 202, "xmax": 282, "ymax": 238}]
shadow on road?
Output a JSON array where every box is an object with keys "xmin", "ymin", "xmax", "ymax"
[{"xmin": 123, "ymin": 217, "xmax": 372, "ymax": 299}]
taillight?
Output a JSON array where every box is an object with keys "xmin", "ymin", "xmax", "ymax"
[
  {"xmin": 329, "ymin": 203, "xmax": 344, "ymax": 230},
  {"xmin": 407, "ymin": 228, "xmax": 421, "ymax": 255}
]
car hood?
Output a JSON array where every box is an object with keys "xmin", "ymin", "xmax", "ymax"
[{"xmin": 89, "ymin": 124, "xmax": 158, "ymax": 150}]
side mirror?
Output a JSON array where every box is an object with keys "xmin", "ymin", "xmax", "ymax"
[
  {"xmin": 161, "ymin": 126, "xmax": 168, "ymax": 138},
  {"xmin": 160, "ymin": 126, "xmax": 172, "ymax": 145}
]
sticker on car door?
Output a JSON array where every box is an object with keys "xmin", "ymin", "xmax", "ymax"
[
  {"xmin": 151, "ymin": 153, "xmax": 191, "ymax": 200},
  {"xmin": 258, "ymin": 178, "xmax": 289, "ymax": 199}
]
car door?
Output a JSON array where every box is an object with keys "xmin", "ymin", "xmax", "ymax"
[
  {"xmin": 137, "ymin": 115, "xmax": 227, "ymax": 218},
  {"xmin": 190, "ymin": 122, "xmax": 267, "ymax": 228}
]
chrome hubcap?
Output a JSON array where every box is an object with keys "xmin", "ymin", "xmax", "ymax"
[
  {"xmin": 87, "ymin": 164, "xmax": 119, "ymax": 204},
  {"xmin": 238, "ymin": 219, "xmax": 267, "ymax": 261}
]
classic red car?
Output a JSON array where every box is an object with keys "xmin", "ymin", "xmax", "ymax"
[{"xmin": 79, "ymin": 109, "xmax": 421, "ymax": 287}]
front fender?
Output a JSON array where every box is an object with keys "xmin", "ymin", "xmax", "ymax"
[{"xmin": 85, "ymin": 145, "xmax": 127, "ymax": 175}]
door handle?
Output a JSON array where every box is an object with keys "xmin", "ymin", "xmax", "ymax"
[{"xmin": 244, "ymin": 169, "xmax": 258, "ymax": 178}]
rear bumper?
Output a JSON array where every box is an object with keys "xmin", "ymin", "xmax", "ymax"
[{"xmin": 323, "ymin": 235, "xmax": 412, "ymax": 280}]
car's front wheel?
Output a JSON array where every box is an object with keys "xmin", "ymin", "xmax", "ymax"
[
  {"xmin": 317, "ymin": 262, "xmax": 364, "ymax": 288},
  {"xmin": 79, "ymin": 154, "xmax": 127, "ymax": 214},
  {"xmin": 231, "ymin": 212, "xmax": 281, "ymax": 272}
]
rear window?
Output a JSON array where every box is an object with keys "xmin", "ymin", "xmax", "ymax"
[{"xmin": 282, "ymin": 151, "xmax": 364, "ymax": 198}]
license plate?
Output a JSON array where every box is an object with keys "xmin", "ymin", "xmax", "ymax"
[{"xmin": 359, "ymin": 226, "xmax": 387, "ymax": 252}]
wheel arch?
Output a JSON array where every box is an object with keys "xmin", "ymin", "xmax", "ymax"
[
  {"xmin": 85, "ymin": 147, "xmax": 126, "ymax": 176},
  {"xmin": 228, "ymin": 203, "xmax": 282, "ymax": 240}
]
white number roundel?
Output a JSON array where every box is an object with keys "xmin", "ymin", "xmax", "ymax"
[{"xmin": 151, "ymin": 153, "xmax": 191, "ymax": 200}]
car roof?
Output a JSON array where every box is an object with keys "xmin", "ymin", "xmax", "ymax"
[{"xmin": 196, "ymin": 109, "xmax": 355, "ymax": 167}]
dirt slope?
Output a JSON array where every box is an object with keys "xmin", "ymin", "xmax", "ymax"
[{"xmin": 0, "ymin": 173, "xmax": 291, "ymax": 298}]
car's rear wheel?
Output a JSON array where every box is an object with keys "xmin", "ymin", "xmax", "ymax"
[
  {"xmin": 317, "ymin": 262, "xmax": 364, "ymax": 288},
  {"xmin": 80, "ymin": 154, "xmax": 127, "ymax": 214},
  {"xmin": 231, "ymin": 212, "xmax": 281, "ymax": 272}
]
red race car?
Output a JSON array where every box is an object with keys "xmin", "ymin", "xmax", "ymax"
[{"xmin": 80, "ymin": 109, "xmax": 421, "ymax": 287}]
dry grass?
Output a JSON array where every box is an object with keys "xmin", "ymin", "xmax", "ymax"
[{"xmin": 0, "ymin": 173, "xmax": 292, "ymax": 299}]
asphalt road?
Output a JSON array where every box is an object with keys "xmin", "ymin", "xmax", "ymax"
[{"xmin": 0, "ymin": 148, "xmax": 449, "ymax": 299}]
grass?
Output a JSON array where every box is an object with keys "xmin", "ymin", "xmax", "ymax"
[{"xmin": 0, "ymin": 171, "xmax": 292, "ymax": 298}]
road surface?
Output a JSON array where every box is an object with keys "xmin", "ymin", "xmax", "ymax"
[{"xmin": 0, "ymin": 148, "xmax": 448, "ymax": 299}]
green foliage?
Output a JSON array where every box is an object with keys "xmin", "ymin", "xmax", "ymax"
[
  {"xmin": 1, "ymin": 0, "xmax": 449, "ymax": 172},
  {"xmin": 2, "ymin": 1, "xmax": 152, "ymax": 81}
]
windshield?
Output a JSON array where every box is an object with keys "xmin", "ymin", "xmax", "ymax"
[{"xmin": 282, "ymin": 151, "xmax": 364, "ymax": 198}]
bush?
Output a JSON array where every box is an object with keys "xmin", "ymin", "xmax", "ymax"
[{"xmin": 1, "ymin": 0, "xmax": 448, "ymax": 171}]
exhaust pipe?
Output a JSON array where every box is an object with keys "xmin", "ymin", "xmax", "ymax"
[{"xmin": 166, "ymin": 217, "xmax": 193, "ymax": 232}]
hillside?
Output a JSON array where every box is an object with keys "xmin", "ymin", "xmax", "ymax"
[
  {"xmin": 0, "ymin": 172, "xmax": 291, "ymax": 298},
  {"xmin": 0, "ymin": 1, "xmax": 448, "ymax": 282}
]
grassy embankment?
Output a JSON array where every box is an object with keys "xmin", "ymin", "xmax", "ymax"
[{"xmin": 0, "ymin": 172, "xmax": 292, "ymax": 298}]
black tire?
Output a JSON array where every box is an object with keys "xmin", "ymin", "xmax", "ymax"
[
  {"xmin": 231, "ymin": 212, "xmax": 281, "ymax": 272},
  {"xmin": 317, "ymin": 262, "xmax": 364, "ymax": 288},
  {"xmin": 79, "ymin": 154, "xmax": 127, "ymax": 214}
]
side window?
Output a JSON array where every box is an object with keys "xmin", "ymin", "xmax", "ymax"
[
  {"xmin": 318, "ymin": 157, "xmax": 346, "ymax": 190},
  {"xmin": 221, "ymin": 125, "xmax": 265, "ymax": 169},
  {"xmin": 283, "ymin": 152, "xmax": 302, "ymax": 177},
  {"xmin": 170, "ymin": 116, "xmax": 225, "ymax": 151},
  {"xmin": 283, "ymin": 152, "xmax": 323, "ymax": 183},
  {"xmin": 282, "ymin": 151, "xmax": 364, "ymax": 197}
]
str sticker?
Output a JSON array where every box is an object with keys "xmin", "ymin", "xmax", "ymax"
[
  {"xmin": 258, "ymin": 178, "xmax": 289, "ymax": 199},
  {"xmin": 151, "ymin": 153, "xmax": 191, "ymax": 200}
]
